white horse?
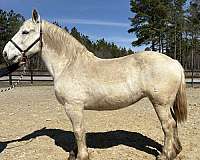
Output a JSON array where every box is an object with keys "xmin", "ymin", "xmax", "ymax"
[{"xmin": 2, "ymin": 10, "xmax": 187, "ymax": 160}]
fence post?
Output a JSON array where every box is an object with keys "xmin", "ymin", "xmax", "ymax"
[
  {"xmin": 30, "ymin": 69, "xmax": 33, "ymax": 84},
  {"xmin": 191, "ymin": 38, "xmax": 194, "ymax": 87},
  {"xmin": 191, "ymin": 56, "xmax": 194, "ymax": 87},
  {"xmin": 9, "ymin": 74, "xmax": 12, "ymax": 85}
]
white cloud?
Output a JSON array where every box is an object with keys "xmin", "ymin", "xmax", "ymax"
[
  {"xmin": 106, "ymin": 36, "xmax": 133, "ymax": 43},
  {"xmin": 47, "ymin": 18, "xmax": 129, "ymax": 28},
  {"xmin": 88, "ymin": 34, "xmax": 133, "ymax": 43}
]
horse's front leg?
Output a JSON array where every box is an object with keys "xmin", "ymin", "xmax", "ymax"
[{"xmin": 64, "ymin": 103, "xmax": 89, "ymax": 160}]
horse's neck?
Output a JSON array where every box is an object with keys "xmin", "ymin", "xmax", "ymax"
[{"xmin": 41, "ymin": 21, "xmax": 95, "ymax": 78}]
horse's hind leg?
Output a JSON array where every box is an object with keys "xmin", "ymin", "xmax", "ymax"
[
  {"xmin": 152, "ymin": 102, "xmax": 182, "ymax": 160},
  {"xmin": 64, "ymin": 103, "xmax": 89, "ymax": 160}
]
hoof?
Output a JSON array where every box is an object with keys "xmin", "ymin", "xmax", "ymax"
[
  {"xmin": 77, "ymin": 152, "xmax": 89, "ymax": 160},
  {"xmin": 68, "ymin": 150, "xmax": 89, "ymax": 160},
  {"xmin": 156, "ymin": 151, "xmax": 181, "ymax": 160},
  {"xmin": 68, "ymin": 150, "xmax": 76, "ymax": 160},
  {"xmin": 156, "ymin": 154, "xmax": 168, "ymax": 160},
  {"xmin": 157, "ymin": 139, "xmax": 182, "ymax": 160}
]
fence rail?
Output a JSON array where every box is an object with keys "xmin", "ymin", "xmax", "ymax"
[
  {"xmin": 0, "ymin": 69, "xmax": 52, "ymax": 85},
  {"xmin": 0, "ymin": 69, "xmax": 200, "ymax": 86}
]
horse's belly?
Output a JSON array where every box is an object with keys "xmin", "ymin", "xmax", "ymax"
[
  {"xmin": 85, "ymin": 102, "xmax": 134, "ymax": 111},
  {"xmin": 84, "ymin": 87, "xmax": 144, "ymax": 111}
]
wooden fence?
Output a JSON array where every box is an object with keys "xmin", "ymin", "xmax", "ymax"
[
  {"xmin": 0, "ymin": 69, "xmax": 52, "ymax": 85},
  {"xmin": 0, "ymin": 69, "xmax": 200, "ymax": 87}
]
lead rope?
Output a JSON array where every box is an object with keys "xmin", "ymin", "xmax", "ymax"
[{"xmin": 0, "ymin": 64, "xmax": 27, "ymax": 92}]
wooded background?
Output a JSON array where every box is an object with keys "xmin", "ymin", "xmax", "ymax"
[
  {"xmin": 0, "ymin": 0, "xmax": 200, "ymax": 71},
  {"xmin": 129, "ymin": 0, "xmax": 200, "ymax": 70}
]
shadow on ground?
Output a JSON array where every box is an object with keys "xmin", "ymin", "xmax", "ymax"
[{"xmin": 0, "ymin": 128, "xmax": 162, "ymax": 157}]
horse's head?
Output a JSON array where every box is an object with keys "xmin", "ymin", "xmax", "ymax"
[{"xmin": 3, "ymin": 9, "xmax": 42, "ymax": 65}]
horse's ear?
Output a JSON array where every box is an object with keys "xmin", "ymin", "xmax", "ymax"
[{"xmin": 32, "ymin": 9, "xmax": 40, "ymax": 23}]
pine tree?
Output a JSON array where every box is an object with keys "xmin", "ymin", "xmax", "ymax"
[
  {"xmin": 186, "ymin": 0, "xmax": 200, "ymax": 69},
  {"xmin": 0, "ymin": 10, "xmax": 24, "ymax": 63},
  {"xmin": 128, "ymin": 0, "xmax": 172, "ymax": 51}
]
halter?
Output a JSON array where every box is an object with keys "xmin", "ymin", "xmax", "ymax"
[
  {"xmin": 9, "ymin": 20, "xmax": 43, "ymax": 63},
  {"xmin": 0, "ymin": 21, "xmax": 43, "ymax": 93}
]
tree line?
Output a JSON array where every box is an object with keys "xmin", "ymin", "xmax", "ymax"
[
  {"xmin": 0, "ymin": 1, "xmax": 200, "ymax": 71},
  {"xmin": 129, "ymin": 0, "xmax": 200, "ymax": 70},
  {"xmin": 0, "ymin": 10, "xmax": 24, "ymax": 64},
  {"xmin": 0, "ymin": 9, "xmax": 134, "ymax": 70}
]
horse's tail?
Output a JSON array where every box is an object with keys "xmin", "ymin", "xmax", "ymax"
[{"xmin": 173, "ymin": 65, "xmax": 187, "ymax": 123}]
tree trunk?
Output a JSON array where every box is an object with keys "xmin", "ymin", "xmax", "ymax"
[{"xmin": 174, "ymin": 25, "xmax": 177, "ymax": 59}]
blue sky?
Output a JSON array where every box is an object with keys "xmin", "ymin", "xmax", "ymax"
[{"xmin": 0, "ymin": 0, "xmax": 146, "ymax": 51}]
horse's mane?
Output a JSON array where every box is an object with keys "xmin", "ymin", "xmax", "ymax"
[{"xmin": 42, "ymin": 21, "xmax": 94, "ymax": 58}]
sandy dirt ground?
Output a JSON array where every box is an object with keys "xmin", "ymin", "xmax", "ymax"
[{"xmin": 0, "ymin": 86, "xmax": 199, "ymax": 160}]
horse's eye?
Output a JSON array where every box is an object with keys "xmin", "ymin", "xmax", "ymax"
[{"xmin": 22, "ymin": 30, "xmax": 29, "ymax": 35}]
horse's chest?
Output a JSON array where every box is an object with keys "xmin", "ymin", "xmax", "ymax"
[{"xmin": 54, "ymin": 78, "xmax": 88, "ymax": 104}]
